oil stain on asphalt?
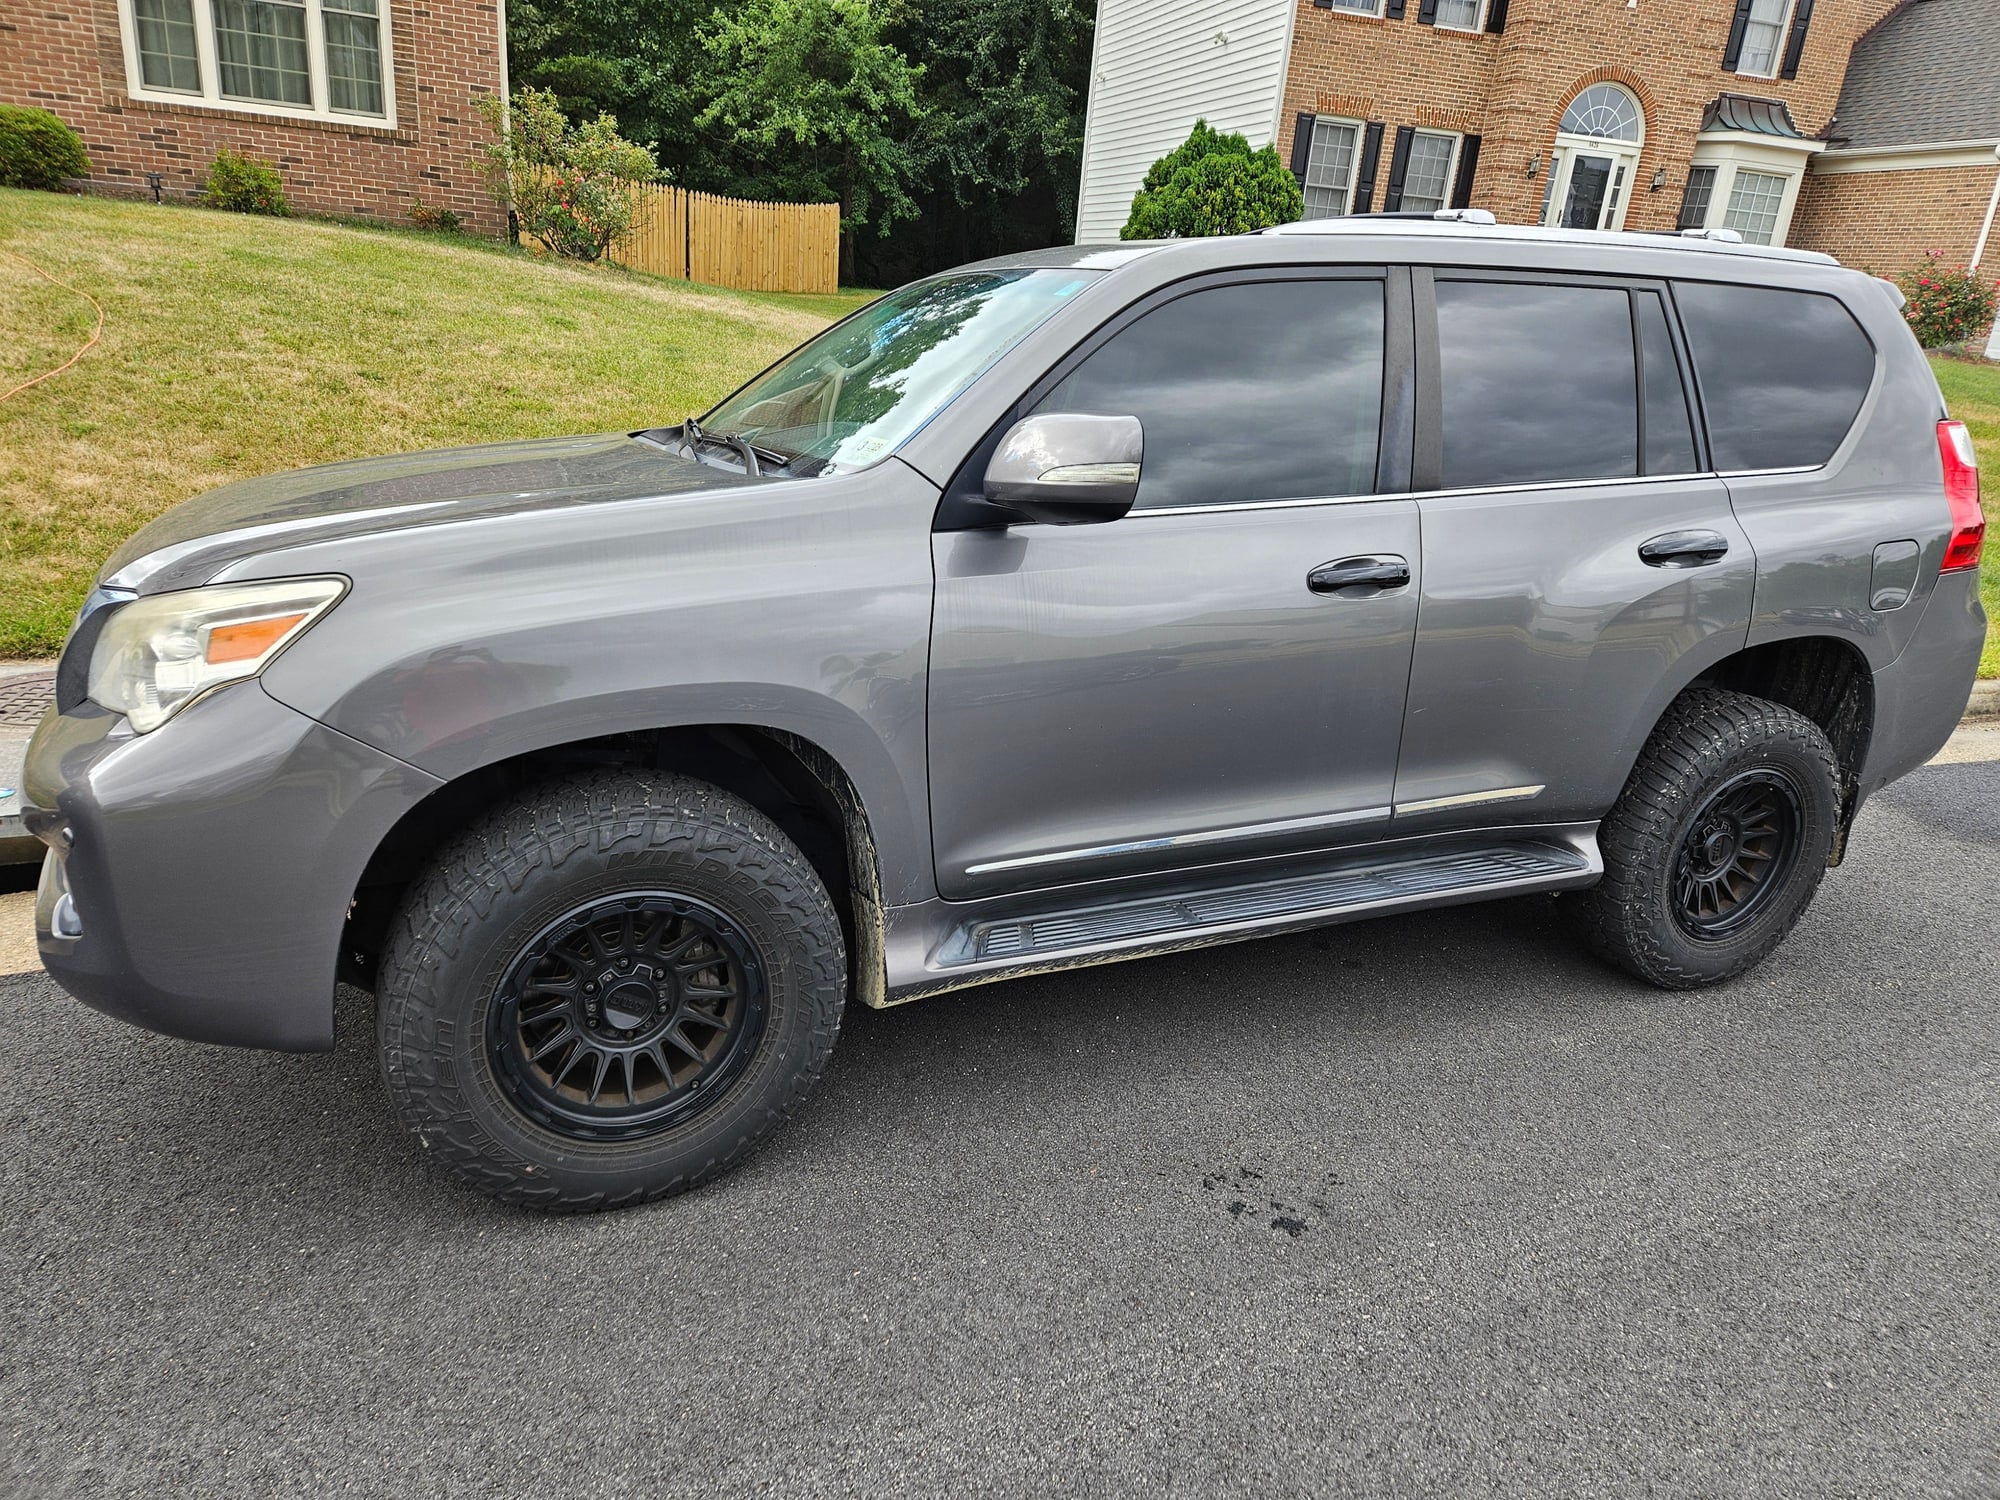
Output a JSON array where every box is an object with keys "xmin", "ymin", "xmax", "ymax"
[{"xmin": 1202, "ymin": 1164, "xmax": 1338, "ymax": 1239}]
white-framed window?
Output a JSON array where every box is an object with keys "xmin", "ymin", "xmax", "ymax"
[
  {"xmin": 1324, "ymin": 0, "xmax": 1386, "ymax": 16},
  {"xmin": 1677, "ymin": 165, "xmax": 1717, "ymax": 229},
  {"xmin": 1679, "ymin": 146, "xmax": 1810, "ymax": 246},
  {"xmin": 1736, "ymin": 0, "xmax": 1794, "ymax": 78},
  {"xmin": 118, "ymin": 0, "xmax": 394, "ymax": 125},
  {"xmin": 1432, "ymin": 0, "xmax": 1486, "ymax": 31},
  {"xmin": 1721, "ymin": 168, "xmax": 1788, "ymax": 244},
  {"xmin": 1399, "ymin": 130, "xmax": 1458, "ymax": 213},
  {"xmin": 1302, "ymin": 117, "xmax": 1363, "ymax": 219}
]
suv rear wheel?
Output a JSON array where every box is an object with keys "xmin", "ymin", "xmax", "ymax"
[
  {"xmin": 1580, "ymin": 688, "xmax": 1840, "ymax": 989},
  {"xmin": 376, "ymin": 770, "xmax": 846, "ymax": 1211}
]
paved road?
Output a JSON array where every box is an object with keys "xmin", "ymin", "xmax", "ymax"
[{"xmin": 3, "ymin": 748, "xmax": 1997, "ymax": 1498}]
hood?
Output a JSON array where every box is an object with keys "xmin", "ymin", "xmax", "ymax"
[{"xmin": 104, "ymin": 432, "xmax": 758, "ymax": 593}]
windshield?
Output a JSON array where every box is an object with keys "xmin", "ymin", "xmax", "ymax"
[{"xmin": 700, "ymin": 269, "xmax": 1096, "ymax": 473}]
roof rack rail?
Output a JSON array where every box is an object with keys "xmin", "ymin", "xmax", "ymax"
[
  {"xmin": 1674, "ymin": 227, "xmax": 1744, "ymax": 243},
  {"xmin": 1355, "ymin": 208, "xmax": 1498, "ymax": 225}
]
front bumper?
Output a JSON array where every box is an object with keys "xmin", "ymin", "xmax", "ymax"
[{"xmin": 22, "ymin": 682, "xmax": 440, "ymax": 1051}]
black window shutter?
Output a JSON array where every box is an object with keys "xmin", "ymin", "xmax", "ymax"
[
  {"xmin": 1417, "ymin": 0, "xmax": 1439, "ymax": 22},
  {"xmin": 1353, "ymin": 121, "xmax": 1385, "ymax": 212},
  {"xmin": 1290, "ymin": 112, "xmax": 1316, "ymax": 184},
  {"xmin": 1485, "ymin": 0, "xmax": 1508, "ymax": 31},
  {"xmin": 1449, "ymin": 135, "xmax": 1482, "ymax": 208},
  {"xmin": 1722, "ymin": 0, "xmax": 1754, "ymax": 69},
  {"xmin": 1779, "ymin": 0, "xmax": 1815, "ymax": 77},
  {"xmin": 1382, "ymin": 125, "xmax": 1416, "ymax": 211},
  {"xmin": 1311, "ymin": 0, "xmax": 1332, "ymax": 7},
  {"xmin": 1385, "ymin": 0, "xmax": 1407, "ymax": 18}
]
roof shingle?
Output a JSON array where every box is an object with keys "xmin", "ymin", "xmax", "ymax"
[{"xmin": 1830, "ymin": 0, "xmax": 2000, "ymax": 149}]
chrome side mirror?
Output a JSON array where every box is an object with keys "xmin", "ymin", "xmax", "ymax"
[{"xmin": 982, "ymin": 413, "xmax": 1143, "ymax": 524}]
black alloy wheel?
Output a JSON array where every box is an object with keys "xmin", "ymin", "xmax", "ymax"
[
  {"xmin": 1670, "ymin": 768, "xmax": 1805, "ymax": 941},
  {"xmin": 489, "ymin": 893, "xmax": 765, "ymax": 1142},
  {"xmin": 377, "ymin": 770, "xmax": 846, "ymax": 1211},
  {"xmin": 1578, "ymin": 688, "xmax": 1839, "ymax": 989}
]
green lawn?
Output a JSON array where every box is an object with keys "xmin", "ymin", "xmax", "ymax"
[
  {"xmin": 0, "ymin": 189, "xmax": 875, "ymax": 657},
  {"xmin": 2, "ymin": 190, "xmax": 1995, "ymax": 674},
  {"xmin": 1930, "ymin": 354, "xmax": 2000, "ymax": 678}
]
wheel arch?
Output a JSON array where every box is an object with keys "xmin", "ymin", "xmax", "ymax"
[
  {"xmin": 340, "ymin": 723, "xmax": 889, "ymax": 1009},
  {"xmin": 1684, "ymin": 634, "xmax": 1874, "ymax": 861}
]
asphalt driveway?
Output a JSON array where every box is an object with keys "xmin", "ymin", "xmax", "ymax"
[{"xmin": 3, "ymin": 746, "xmax": 1996, "ymax": 1498}]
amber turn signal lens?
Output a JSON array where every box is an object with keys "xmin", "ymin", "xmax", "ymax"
[{"xmin": 205, "ymin": 612, "xmax": 310, "ymax": 664}]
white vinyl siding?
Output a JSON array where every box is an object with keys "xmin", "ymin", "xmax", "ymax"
[{"xmin": 1074, "ymin": 0, "xmax": 1296, "ymax": 243}]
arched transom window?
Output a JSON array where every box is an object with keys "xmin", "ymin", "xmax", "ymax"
[{"xmin": 1560, "ymin": 84, "xmax": 1644, "ymax": 142}]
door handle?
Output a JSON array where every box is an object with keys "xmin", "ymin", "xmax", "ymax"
[
  {"xmin": 1308, "ymin": 556, "xmax": 1411, "ymax": 595},
  {"xmin": 1638, "ymin": 530, "xmax": 1730, "ymax": 568}
]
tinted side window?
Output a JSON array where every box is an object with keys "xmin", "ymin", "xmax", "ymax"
[
  {"xmin": 1034, "ymin": 279, "xmax": 1384, "ymax": 509},
  {"xmin": 1436, "ymin": 280, "xmax": 1637, "ymax": 488},
  {"xmin": 1637, "ymin": 290, "xmax": 1699, "ymax": 475},
  {"xmin": 1673, "ymin": 282, "xmax": 1876, "ymax": 470}
]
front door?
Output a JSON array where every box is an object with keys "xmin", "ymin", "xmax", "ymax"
[
  {"xmin": 1561, "ymin": 153, "xmax": 1614, "ymax": 228},
  {"xmin": 927, "ymin": 274, "xmax": 1420, "ymax": 899},
  {"xmin": 1392, "ymin": 271, "xmax": 1755, "ymax": 831}
]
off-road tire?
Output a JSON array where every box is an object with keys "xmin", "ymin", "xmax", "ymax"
[
  {"xmin": 377, "ymin": 770, "xmax": 845, "ymax": 1211},
  {"xmin": 1579, "ymin": 688, "xmax": 1840, "ymax": 989}
]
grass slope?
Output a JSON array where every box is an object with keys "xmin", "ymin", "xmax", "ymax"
[
  {"xmin": 0, "ymin": 190, "xmax": 873, "ymax": 656},
  {"xmin": 1930, "ymin": 355, "xmax": 2000, "ymax": 678},
  {"xmin": 2, "ymin": 190, "xmax": 1995, "ymax": 676}
]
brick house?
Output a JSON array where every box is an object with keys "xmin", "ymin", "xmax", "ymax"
[
  {"xmin": 0, "ymin": 0, "xmax": 507, "ymax": 232},
  {"xmin": 1789, "ymin": 0, "xmax": 2000, "ymax": 278},
  {"xmin": 1075, "ymin": 0, "xmax": 1995, "ymax": 276}
]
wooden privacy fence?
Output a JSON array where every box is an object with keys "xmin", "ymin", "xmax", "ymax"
[{"xmin": 615, "ymin": 185, "xmax": 841, "ymax": 295}]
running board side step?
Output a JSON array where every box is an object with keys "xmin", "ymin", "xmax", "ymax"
[{"xmin": 922, "ymin": 834, "xmax": 1599, "ymax": 983}]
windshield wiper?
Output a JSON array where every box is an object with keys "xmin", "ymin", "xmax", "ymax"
[{"xmin": 679, "ymin": 415, "xmax": 793, "ymax": 477}]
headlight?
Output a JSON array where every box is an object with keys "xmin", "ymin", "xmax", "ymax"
[{"xmin": 87, "ymin": 577, "xmax": 346, "ymax": 733}]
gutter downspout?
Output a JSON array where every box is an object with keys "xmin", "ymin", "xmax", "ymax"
[
  {"xmin": 1971, "ymin": 143, "xmax": 2000, "ymax": 269},
  {"xmin": 1975, "ymin": 144, "xmax": 2000, "ymax": 359},
  {"xmin": 496, "ymin": 0, "xmax": 513, "ymax": 244}
]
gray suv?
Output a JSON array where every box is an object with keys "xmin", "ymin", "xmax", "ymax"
[{"xmin": 23, "ymin": 217, "xmax": 1986, "ymax": 1210}]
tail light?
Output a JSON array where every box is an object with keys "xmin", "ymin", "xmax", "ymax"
[{"xmin": 1939, "ymin": 419, "xmax": 1984, "ymax": 573}]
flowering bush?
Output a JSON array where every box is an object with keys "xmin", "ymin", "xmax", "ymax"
[
  {"xmin": 1895, "ymin": 250, "xmax": 1998, "ymax": 348},
  {"xmin": 477, "ymin": 89, "xmax": 659, "ymax": 261}
]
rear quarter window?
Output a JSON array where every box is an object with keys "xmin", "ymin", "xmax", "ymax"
[{"xmin": 1673, "ymin": 282, "xmax": 1876, "ymax": 471}]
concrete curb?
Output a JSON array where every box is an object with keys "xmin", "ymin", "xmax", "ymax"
[{"xmin": 1966, "ymin": 680, "xmax": 2000, "ymax": 720}]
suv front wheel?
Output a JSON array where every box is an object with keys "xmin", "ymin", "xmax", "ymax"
[
  {"xmin": 376, "ymin": 770, "xmax": 846, "ymax": 1211},
  {"xmin": 1580, "ymin": 688, "xmax": 1841, "ymax": 989}
]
